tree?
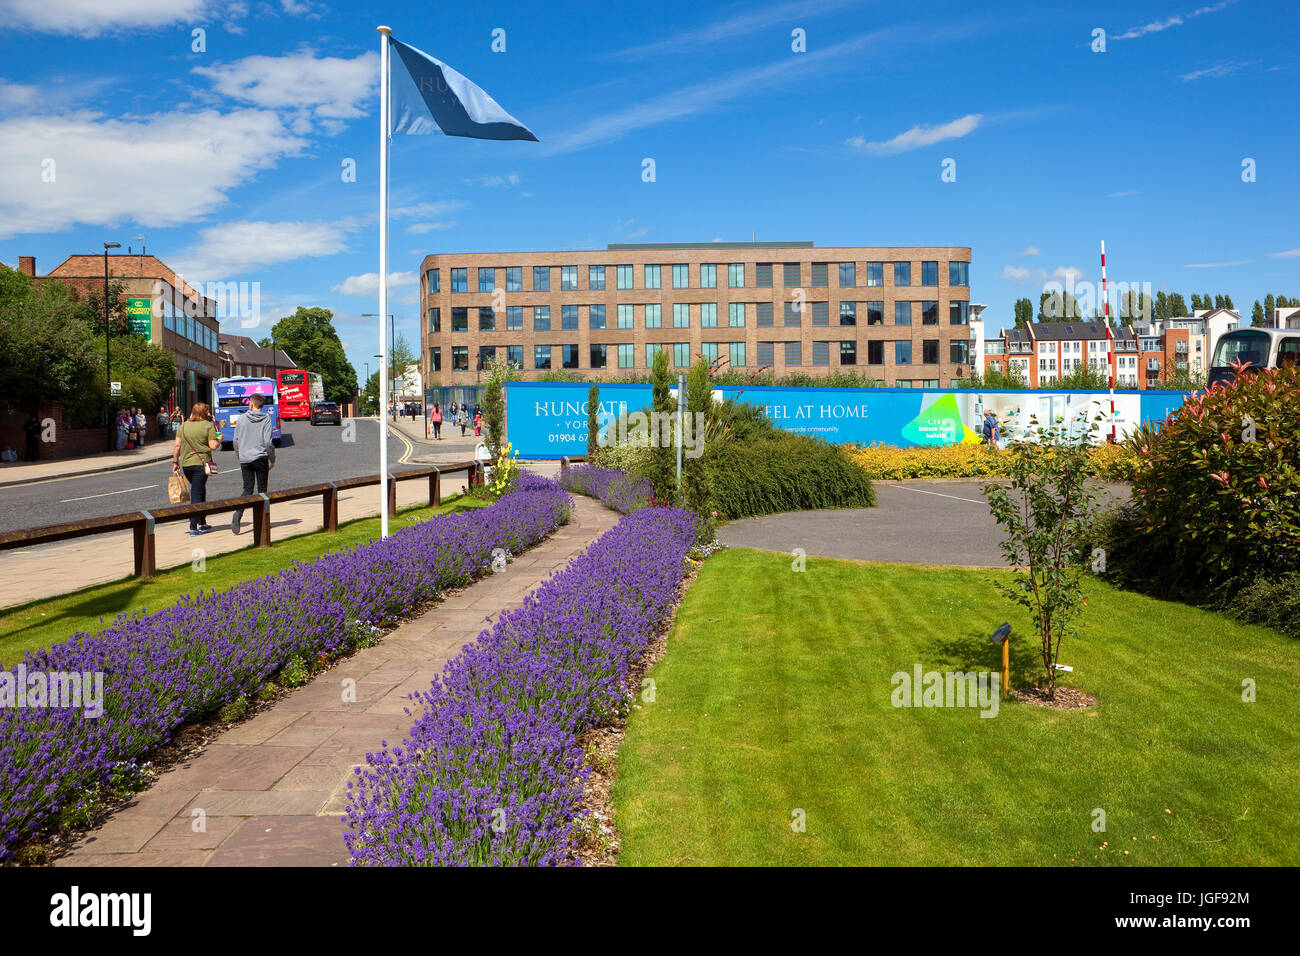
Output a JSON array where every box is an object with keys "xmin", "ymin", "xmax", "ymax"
[
  {"xmin": 1155, "ymin": 291, "xmax": 1169, "ymax": 321},
  {"xmin": 267, "ymin": 307, "xmax": 357, "ymax": 404},
  {"xmin": 1223, "ymin": 294, "xmax": 1234, "ymax": 310},
  {"xmin": 387, "ymin": 332, "xmax": 417, "ymax": 394},
  {"xmin": 1201, "ymin": 292, "xmax": 1212, "ymax": 312},
  {"xmin": 648, "ymin": 348, "xmax": 677, "ymax": 500},
  {"xmin": 1264, "ymin": 294, "xmax": 1275, "ymax": 325},
  {"xmin": 1190, "ymin": 294, "xmax": 1203, "ymax": 312},
  {"xmin": 1013, "ymin": 298, "xmax": 1033, "ymax": 330},
  {"xmin": 1056, "ymin": 365, "xmax": 1110, "ymax": 390},
  {"xmin": 1167, "ymin": 293, "xmax": 1188, "ymax": 317},
  {"xmin": 360, "ymin": 371, "xmax": 380, "ymax": 415},
  {"xmin": 1252, "ymin": 300, "xmax": 1267, "ymax": 327},
  {"xmin": 481, "ymin": 357, "xmax": 516, "ymax": 459},
  {"xmin": 1213, "ymin": 294, "xmax": 1224, "ymax": 310},
  {"xmin": 957, "ymin": 368, "xmax": 1028, "ymax": 389},
  {"xmin": 0, "ymin": 270, "xmax": 102, "ymax": 415}
]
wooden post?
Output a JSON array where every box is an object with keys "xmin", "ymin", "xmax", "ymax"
[
  {"xmin": 133, "ymin": 514, "xmax": 156, "ymax": 579},
  {"xmin": 323, "ymin": 484, "xmax": 338, "ymax": 532},
  {"xmin": 253, "ymin": 495, "xmax": 271, "ymax": 548},
  {"xmin": 429, "ymin": 468, "xmax": 441, "ymax": 507},
  {"xmin": 1001, "ymin": 638, "xmax": 1010, "ymax": 694},
  {"xmin": 387, "ymin": 474, "xmax": 397, "ymax": 517}
]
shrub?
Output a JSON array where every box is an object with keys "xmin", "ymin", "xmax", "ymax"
[
  {"xmin": 560, "ymin": 464, "xmax": 653, "ymax": 514},
  {"xmin": 704, "ymin": 434, "xmax": 876, "ymax": 519},
  {"xmin": 344, "ymin": 507, "xmax": 700, "ymax": 866},
  {"xmin": 0, "ymin": 475, "xmax": 573, "ymax": 860},
  {"xmin": 845, "ymin": 441, "xmax": 1142, "ymax": 482},
  {"xmin": 1128, "ymin": 364, "xmax": 1300, "ymax": 591},
  {"xmin": 1224, "ymin": 572, "xmax": 1300, "ymax": 640}
]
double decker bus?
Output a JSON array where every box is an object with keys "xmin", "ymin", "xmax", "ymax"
[
  {"xmin": 213, "ymin": 376, "xmax": 281, "ymax": 449},
  {"xmin": 277, "ymin": 369, "xmax": 324, "ymax": 420}
]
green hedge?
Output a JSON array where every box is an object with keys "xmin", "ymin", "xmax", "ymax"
[{"xmin": 703, "ymin": 434, "xmax": 876, "ymax": 519}]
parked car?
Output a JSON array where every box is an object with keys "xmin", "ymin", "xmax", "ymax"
[{"xmin": 310, "ymin": 401, "xmax": 342, "ymax": 426}]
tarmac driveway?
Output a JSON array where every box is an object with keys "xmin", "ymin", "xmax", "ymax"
[{"xmin": 716, "ymin": 480, "xmax": 1132, "ymax": 567}]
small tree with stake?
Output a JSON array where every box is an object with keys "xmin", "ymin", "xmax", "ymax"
[
  {"xmin": 586, "ymin": 382, "xmax": 600, "ymax": 457},
  {"xmin": 982, "ymin": 413, "xmax": 1101, "ymax": 698}
]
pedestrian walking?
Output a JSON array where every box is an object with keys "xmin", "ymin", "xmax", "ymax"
[
  {"xmin": 230, "ymin": 393, "xmax": 276, "ymax": 535},
  {"xmin": 21, "ymin": 413, "xmax": 40, "ymax": 462},
  {"xmin": 157, "ymin": 406, "xmax": 170, "ymax": 440},
  {"xmin": 172, "ymin": 402, "xmax": 220, "ymax": 535},
  {"xmin": 134, "ymin": 408, "xmax": 147, "ymax": 448},
  {"xmin": 473, "ymin": 409, "xmax": 482, "ymax": 436},
  {"xmin": 457, "ymin": 405, "xmax": 469, "ymax": 436},
  {"xmin": 449, "ymin": 401, "xmax": 458, "ymax": 423},
  {"xmin": 431, "ymin": 403, "xmax": 443, "ymax": 439}
]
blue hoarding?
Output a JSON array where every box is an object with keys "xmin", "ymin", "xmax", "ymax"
[{"xmin": 503, "ymin": 381, "xmax": 1192, "ymax": 458}]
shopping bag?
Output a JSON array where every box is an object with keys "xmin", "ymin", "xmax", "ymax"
[{"xmin": 168, "ymin": 472, "xmax": 190, "ymax": 504}]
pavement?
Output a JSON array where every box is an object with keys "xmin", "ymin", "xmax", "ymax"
[
  {"xmin": 54, "ymin": 494, "xmax": 618, "ymax": 867},
  {"xmin": 717, "ymin": 480, "xmax": 1132, "ymax": 567},
  {"xmin": 0, "ymin": 444, "xmax": 173, "ymax": 488}
]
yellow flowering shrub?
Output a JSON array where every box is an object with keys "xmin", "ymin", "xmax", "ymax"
[{"xmin": 843, "ymin": 441, "xmax": 1141, "ymax": 481}]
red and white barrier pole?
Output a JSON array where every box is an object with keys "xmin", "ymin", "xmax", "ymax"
[{"xmin": 1101, "ymin": 240, "xmax": 1115, "ymax": 443}]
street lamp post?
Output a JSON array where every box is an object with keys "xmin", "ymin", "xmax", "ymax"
[{"xmin": 103, "ymin": 241, "xmax": 121, "ymax": 451}]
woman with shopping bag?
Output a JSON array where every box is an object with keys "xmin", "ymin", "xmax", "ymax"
[{"xmin": 172, "ymin": 402, "xmax": 221, "ymax": 535}]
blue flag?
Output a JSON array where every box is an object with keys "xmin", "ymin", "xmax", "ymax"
[{"xmin": 389, "ymin": 37, "xmax": 537, "ymax": 141}]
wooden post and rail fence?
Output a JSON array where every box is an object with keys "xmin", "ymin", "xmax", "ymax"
[{"xmin": 0, "ymin": 461, "xmax": 483, "ymax": 581}]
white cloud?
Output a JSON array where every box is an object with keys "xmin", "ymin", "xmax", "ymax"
[
  {"xmin": 1107, "ymin": 189, "xmax": 1141, "ymax": 198},
  {"xmin": 391, "ymin": 200, "xmax": 465, "ymax": 220},
  {"xmin": 1179, "ymin": 61, "xmax": 1250, "ymax": 81},
  {"xmin": 464, "ymin": 172, "xmax": 520, "ymax": 187},
  {"xmin": 194, "ymin": 50, "xmax": 376, "ymax": 134},
  {"xmin": 609, "ymin": 0, "xmax": 866, "ymax": 60},
  {"xmin": 0, "ymin": 79, "xmax": 39, "ymax": 113},
  {"xmin": 1184, "ymin": 260, "xmax": 1247, "ymax": 268},
  {"xmin": 1017, "ymin": 246, "xmax": 1040, "ymax": 257},
  {"xmin": 627, "ymin": 227, "xmax": 649, "ymax": 238},
  {"xmin": 1052, "ymin": 266, "xmax": 1085, "ymax": 284},
  {"xmin": 332, "ymin": 271, "xmax": 418, "ymax": 296},
  {"xmin": 1268, "ymin": 248, "xmax": 1300, "ymax": 259},
  {"xmin": 1000, "ymin": 265, "xmax": 1031, "ymax": 281},
  {"xmin": 1115, "ymin": 1, "xmax": 1234, "ymax": 40},
  {"xmin": 0, "ymin": 0, "xmax": 211, "ymax": 37},
  {"xmin": 406, "ymin": 221, "xmax": 457, "ymax": 234},
  {"xmin": 848, "ymin": 113, "xmax": 982, "ymax": 155},
  {"xmin": 172, "ymin": 219, "xmax": 349, "ymax": 280},
  {"xmin": 0, "ymin": 108, "xmax": 306, "ymax": 238}
]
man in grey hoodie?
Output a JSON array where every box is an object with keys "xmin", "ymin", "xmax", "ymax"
[{"xmin": 231, "ymin": 393, "xmax": 277, "ymax": 534}]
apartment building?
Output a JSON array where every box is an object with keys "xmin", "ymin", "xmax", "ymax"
[{"xmin": 419, "ymin": 242, "xmax": 974, "ymax": 387}]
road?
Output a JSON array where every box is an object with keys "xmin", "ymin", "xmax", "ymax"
[{"xmin": 0, "ymin": 418, "xmax": 430, "ymax": 534}]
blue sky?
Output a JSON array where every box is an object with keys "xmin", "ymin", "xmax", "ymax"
[{"xmin": 1, "ymin": 0, "xmax": 1296, "ymax": 379}]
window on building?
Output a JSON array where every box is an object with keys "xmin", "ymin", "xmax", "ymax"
[
  {"xmin": 782, "ymin": 262, "xmax": 800, "ymax": 287},
  {"xmin": 755, "ymin": 263, "xmax": 773, "ymax": 288},
  {"xmin": 895, "ymin": 301, "xmax": 912, "ymax": 325},
  {"xmin": 645, "ymin": 304, "xmax": 662, "ymax": 329},
  {"xmin": 478, "ymin": 267, "xmax": 495, "ymax": 292},
  {"xmin": 589, "ymin": 304, "xmax": 606, "ymax": 329},
  {"xmin": 561, "ymin": 305, "xmax": 578, "ymax": 330},
  {"xmin": 617, "ymin": 304, "xmax": 634, "ymax": 329},
  {"xmin": 427, "ymin": 268, "xmax": 440, "ymax": 292},
  {"xmin": 560, "ymin": 265, "xmax": 578, "ymax": 291},
  {"xmin": 644, "ymin": 264, "xmax": 661, "ymax": 289},
  {"xmin": 728, "ymin": 263, "xmax": 745, "ymax": 288},
  {"xmin": 811, "ymin": 301, "xmax": 830, "ymax": 327},
  {"xmin": 949, "ymin": 261, "xmax": 969, "ymax": 286},
  {"xmin": 839, "ymin": 301, "xmax": 857, "ymax": 326},
  {"xmin": 562, "ymin": 344, "xmax": 580, "ymax": 369},
  {"xmin": 756, "ymin": 341, "xmax": 774, "ymax": 366},
  {"xmin": 811, "ymin": 262, "xmax": 828, "ymax": 288},
  {"xmin": 893, "ymin": 262, "xmax": 911, "ymax": 286},
  {"xmin": 673, "ymin": 342, "xmax": 690, "ymax": 368},
  {"xmin": 532, "ymin": 266, "xmax": 550, "ymax": 291},
  {"xmin": 534, "ymin": 345, "xmax": 551, "ymax": 369},
  {"xmin": 617, "ymin": 264, "xmax": 634, "ymax": 290},
  {"xmin": 865, "ymin": 262, "xmax": 883, "ymax": 287},
  {"xmin": 896, "ymin": 341, "xmax": 912, "ymax": 365},
  {"xmin": 452, "ymin": 345, "xmax": 468, "ymax": 370},
  {"xmin": 506, "ymin": 345, "xmax": 523, "ymax": 367},
  {"xmin": 784, "ymin": 301, "xmax": 802, "ymax": 327},
  {"xmin": 812, "ymin": 341, "xmax": 830, "ymax": 366},
  {"xmin": 506, "ymin": 266, "xmax": 522, "ymax": 291},
  {"xmin": 729, "ymin": 342, "xmax": 746, "ymax": 367},
  {"xmin": 617, "ymin": 343, "xmax": 634, "ymax": 369},
  {"xmin": 700, "ymin": 264, "xmax": 717, "ymax": 289},
  {"xmin": 701, "ymin": 342, "xmax": 718, "ymax": 364},
  {"xmin": 479, "ymin": 306, "xmax": 495, "ymax": 332},
  {"xmin": 645, "ymin": 343, "xmax": 661, "ymax": 367},
  {"xmin": 785, "ymin": 341, "xmax": 802, "ymax": 367},
  {"xmin": 673, "ymin": 303, "xmax": 690, "ymax": 328},
  {"xmin": 451, "ymin": 268, "xmax": 468, "ymax": 293},
  {"xmin": 922, "ymin": 340, "xmax": 939, "ymax": 364},
  {"xmin": 950, "ymin": 300, "xmax": 969, "ymax": 325},
  {"xmin": 588, "ymin": 264, "xmax": 606, "ymax": 290},
  {"xmin": 950, "ymin": 340, "xmax": 970, "ymax": 364},
  {"xmin": 477, "ymin": 345, "xmax": 496, "ymax": 369},
  {"xmin": 506, "ymin": 306, "xmax": 522, "ymax": 331},
  {"xmin": 672, "ymin": 263, "xmax": 689, "ymax": 289},
  {"xmin": 452, "ymin": 307, "xmax": 468, "ymax": 332},
  {"xmin": 839, "ymin": 262, "xmax": 856, "ymax": 287},
  {"xmin": 921, "ymin": 261, "xmax": 938, "ymax": 286},
  {"xmin": 429, "ymin": 347, "xmax": 441, "ymax": 371},
  {"xmin": 840, "ymin": 341, "xmax": 857, "ymax": 366},
  {"xmin": 533, "ymin": 305, "xmax": 551, "ymax": 331},
  {"xmin": 700, "ymin": 303, "xmax": 717, "ymax": 328},
  {"xmin": 867, "ymin": 301, "xmax": 884, "ymax": 326},
  {"xmin": 921, "ymin": 301, "xmax": 939, "ymax": 326},
  {"xmin": 590, "ymin": 343, "xmax": 607, "ymax": 369},
  {"xmin": 755, "ymin": 302, "xmax": 773, "ymax": 327},
  {"xmin": 428, "ymin": 307, "xmax": 440, "ymax": 332}
]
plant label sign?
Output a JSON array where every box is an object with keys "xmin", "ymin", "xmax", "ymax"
[{"xmin": 1052, "ymin": 663, "xmax": 1074, "ymax": 672}]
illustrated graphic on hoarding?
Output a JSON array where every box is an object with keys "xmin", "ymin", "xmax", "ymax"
[
  {"xmin": 125, "ymin": 298, "xmax": 152, "ymax": 339},
  {"xmin": 901, "ymin": 393, "xmax": 982, "ymax": 445}
]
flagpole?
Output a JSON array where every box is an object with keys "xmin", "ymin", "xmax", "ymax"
[{"xmin": 377, "ymin": 25, "xmax": 392, "ymax": 538}]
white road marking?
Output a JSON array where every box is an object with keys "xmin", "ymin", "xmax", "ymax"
[
  {"xmin": 890, "ymin": 485, "xmax": 987, "ymax": 505},
  {"xmin": 59, "ymin": 484, "xmax": 155, "ymax": 503}
]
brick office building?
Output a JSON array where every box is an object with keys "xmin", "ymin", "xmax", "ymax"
[{"xmin": 419, "ymin": 242, "xmax": 974, "ymax": 388}]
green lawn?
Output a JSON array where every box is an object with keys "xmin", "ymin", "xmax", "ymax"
[
  {"xmin": 0, "ymin": 495, "xmax": 486, "ymax": 665},
  {"xmin": 613, "ymin": 548, "xmax": 1300, "ymax": 866}
]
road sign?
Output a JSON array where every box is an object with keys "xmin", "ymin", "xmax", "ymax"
[{"xmin": 110, "ymin": 381, "xmax": 122, "ymax": 395}]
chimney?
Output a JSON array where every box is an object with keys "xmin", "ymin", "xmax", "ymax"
[{"xmin": 18, "ymin": 256, "xmax": 35, "ymax": 277}]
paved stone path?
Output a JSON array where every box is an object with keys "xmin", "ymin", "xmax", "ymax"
[{"xmin": 55, "ymin": 494, "xmax": 616, "ymax": 867}]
